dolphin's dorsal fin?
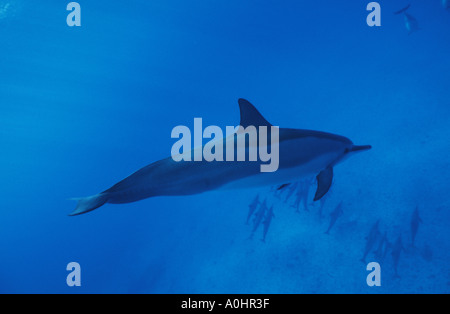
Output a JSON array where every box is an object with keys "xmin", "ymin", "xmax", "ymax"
[{"xmin": 238, "ymin": 98, "xmax": 272, "ymax": 128}]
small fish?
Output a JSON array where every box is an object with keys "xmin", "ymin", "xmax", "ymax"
[
  {"xmin": 411, "ymin": 207, "xmax": 422, "ymax": 247},
  {"xmin": 246, "ymin": 194, "xmax": 260, "ymax": 225},
  {"xmin": 324, "ymin": 201, "xmax": 343, "ymax": 235},
  {"xmin": 392, "ymin": 236, "xmax": 404, "ymax": 278},
  {"xmin": 361, "ymin": 220, "xmax": 381, "ymax": 263},
  {"xmin": 261, "ymin": 206, "xmax": 275, "ymax": 242}
]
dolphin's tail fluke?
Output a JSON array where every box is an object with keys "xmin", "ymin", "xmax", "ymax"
[{"xmin": 69, "ymin": 193, "xmax": 109, "ymax": 216}]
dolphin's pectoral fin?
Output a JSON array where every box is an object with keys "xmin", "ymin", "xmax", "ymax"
[
  {"xmin": 277, "ymin": 183, "xmax": 290, "ymax": 190},
  {"xmin": 314, "ymin": 166, "xmax": 333, "ymax": 201}
]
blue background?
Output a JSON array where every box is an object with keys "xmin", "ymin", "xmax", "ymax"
[{"xmin": 0, "ymin": 0, "xmax": 449, "ymax": 293}]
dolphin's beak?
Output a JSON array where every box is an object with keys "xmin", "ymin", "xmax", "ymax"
[{"xmin": 351, "ymin": 145, "xmax": 372, "ymax": 152}]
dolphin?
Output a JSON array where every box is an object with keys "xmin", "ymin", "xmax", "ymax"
[
  {"xmin": 392, "ymin": 236, "xmax": 404, "ymax": 278},
  {"xmin": 293, "ymin": 179, "xmax": 312, "ymax": 212},
  {"xmin": 443, "ymin": 0, "xmax": 450, "ymax": 10},
  {"xmin": 420, "ymin": 244, "xmax": 433, "ymax": 262},
  {"xmin": 393, "ymin": 4, "xmax": 411, "ymax": 15},
  {"xmin": 361, "ymin": 220, "xmax": 381, "ymax": 263},
  {"xmin": 394, "ymin": 5, "xmax": 419, "ymax": 35},
  {"xmin": 283, "ymin": 182, "xmax": 298, "ymax": 203},
  {"xmin": 246, "ymin": 194, "xmax": 260, "ymax": 225},
  {"xmin": 374, "ymin": 231, "xmax": 388, "ymax": 260},
  {"xmin": 411, "ymin": 206, "xmax": 422, "ymax": 247},
  {"xmin": 290, "ymin": 180, "xmax": 310, "ymax": 213},
  {"xmin": 317, "ymin": 182, "xmax": 333, "ymax": 218},
  {"xmin": 404, "ymin": 13, "xmax": 419, "ymax": 35},
  {"xmin": 383, "ymin": 239, "xmax": 392, "ymax": 259},
  {"xmin": 324, "ymin": 201, "xmax": 343, "ymax": 235},
  {"xmin": 251, "ymin": 199, "xmax": 268, "ymax": 238},
  {"xmin": 301, "ymin": 179, "xmax": 312, "ymax": 211},
  {"xmin": 261, "ymin": 205, "xmax": 275, "ymax": 242},
  {"xmin": 70, "ymin": 99, "xmax": 371, "ymax": 216}
]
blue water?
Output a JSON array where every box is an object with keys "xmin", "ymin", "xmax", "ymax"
[{"xmin": 1, "ymin": 1, "xmax": 449, "ymax": 293}]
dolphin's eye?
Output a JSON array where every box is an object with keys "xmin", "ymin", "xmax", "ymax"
[{"xmin": 344, "ymin": 148, "xmax": 350, "ymax": 154}]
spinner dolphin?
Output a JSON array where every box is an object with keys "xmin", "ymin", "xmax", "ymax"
[{"xmin": 70, "ymin": 99, "xmax": 371, "ymax": 216}]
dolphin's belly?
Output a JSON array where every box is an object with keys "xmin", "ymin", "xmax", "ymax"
[{"xmin": 220, "ymin": 151, "xmax": 339, "ymax": 190}]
